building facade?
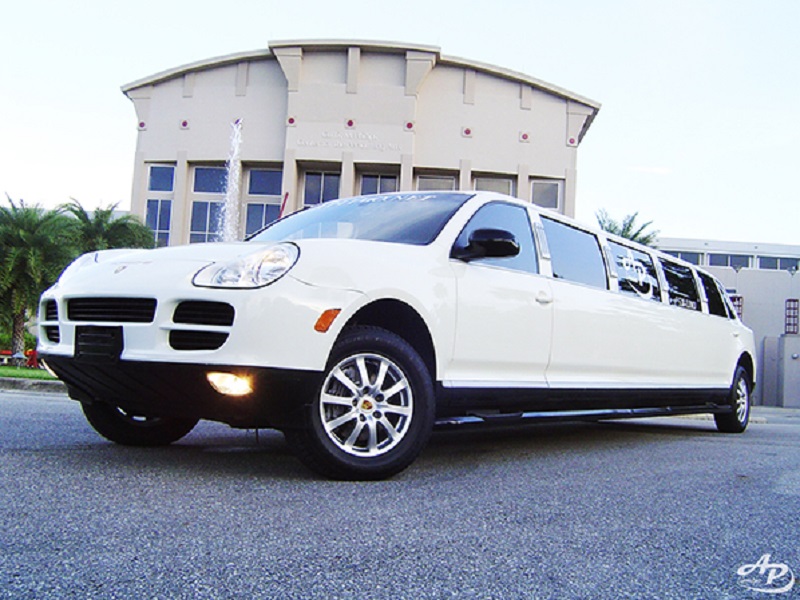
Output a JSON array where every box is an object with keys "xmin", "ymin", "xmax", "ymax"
[{"xmin": 122, "ymin": 40, "xmax": 600, "ymax": 246}]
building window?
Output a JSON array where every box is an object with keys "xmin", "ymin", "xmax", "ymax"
[
  {"xmin": 361, "ymin": 174, "xmax": 398, "ymax": 195},
  {"xmin": 669, "ymin": 251, "xmax": 702, "ymax": 265},
  {"xmin": 418, "ymin": 175, "xmax": 456, "ymax": 191},
  {"xmin": 149, "ymin": 165, "xmax": 174, "ymax": 192},
  {"xmin": 190, "ymin": 201, "xmax": 224, "ymax": 243},
  {"xmin": 146, "ymin": 199, "xmax": 171, "ymax": 247},
  {"xmin": 760, "ymin": 256, "xmax": 799, "ymax": 271},
  {"xmin": 244, "ymin": 168, "xmax": 283, "ymax": 236},
  {"xmin": 246, "ymin": 203, "xmax": 282, "ymax": 236},
  {"xmin": 709, "ymin": 254, "xmax": 751, "ymax": 269},
  {"xmin": 474, "ymin": 177, "xmax": 514, "ymax": 195},
  {"xmin": 532, "ymin": 179, "xmax": 562, "ymax": 210},
  {"xmin": 194, "ymin": 167, "xmax": 228, "ymax": 194},
  {"xmin": 146, "ymin": 165, "xmax": 174, "ymax": 246},
  {"xmin": 304, "ymin": 172, "xmax": 340, "ymax": 205},
  {"xmin": 249, "ymin": 169, "xmax": 282, "ymax": 196}
]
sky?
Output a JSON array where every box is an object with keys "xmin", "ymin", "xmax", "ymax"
[{"xmin": 1, "ymin": 0, "xmax": 798, "ymax": 245}]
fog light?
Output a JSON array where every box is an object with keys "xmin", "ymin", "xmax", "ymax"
[{"xmin": 207, "ymin": 372, "xmax": 253, "ymax": 396}]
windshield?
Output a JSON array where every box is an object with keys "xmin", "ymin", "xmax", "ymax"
[{"xmin": 249, "ymin": 192, "xmax": 473, "ymax": 246}]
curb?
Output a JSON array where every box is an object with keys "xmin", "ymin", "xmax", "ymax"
[{"xmin": 0, "ymin": 377, "xmax": 66, "ymax": 394}]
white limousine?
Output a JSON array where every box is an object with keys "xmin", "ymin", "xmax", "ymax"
[{"xmin": 38, "ymin": 192, "xmax": 756, "ymax": 480}]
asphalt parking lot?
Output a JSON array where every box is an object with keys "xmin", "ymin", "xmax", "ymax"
[{"xmin": 1, "ymin": 389, "xmax": 799, "ymax": 599}]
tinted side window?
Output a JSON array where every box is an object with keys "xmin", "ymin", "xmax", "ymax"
[
  {"xmin": 454, "ymin": 203, "xmax": 538, "ymax": 273},
  {"xmin": 698, "ymin": 272, "xmax": 728, "ymax": 317},
  {"xmin": 608, "ymin": 240, "xmax": 661, "ymax": 302},
  {"xmin": 541, "ymin": 217, "xmax": 607, "ymax": 289},
  {"xmin": 660, "ymin": 260, "xmax": 701, "ymax": 311}
]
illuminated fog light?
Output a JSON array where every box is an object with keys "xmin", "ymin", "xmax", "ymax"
[{"xmin": 207, "ymin": 372, "xmax": 253, "ymax": 396}]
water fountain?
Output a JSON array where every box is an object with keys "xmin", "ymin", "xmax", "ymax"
[{"xmin": 219, "ymin": 118, "xmax": 243, "ymax": 242}]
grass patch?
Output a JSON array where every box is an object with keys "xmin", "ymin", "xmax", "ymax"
[{"xmin": 0, "ymin": 365, "xmax": 58, "ymax": 380}]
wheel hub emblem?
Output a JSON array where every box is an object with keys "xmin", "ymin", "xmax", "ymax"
[{"xmin": 360, "ymin": 398, "xmax": 374, "ymax": 411}]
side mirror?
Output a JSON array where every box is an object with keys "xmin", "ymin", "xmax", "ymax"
[{"xmin": 452, "ymin": 228, "xmax": 520, "ymax": 261}]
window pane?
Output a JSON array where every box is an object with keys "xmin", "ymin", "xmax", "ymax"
[
  {"xmin": 780, "ymin": 257, "xmax": 799, "ymax": 271},
  {"xmin": 699, "ymin": 272, "xmax": 727, "ymax": 317},
  {"xmin": 322, "ymin": 174, "xmax": 340, "ymax": 202},
  {"xmin": 474, "ymin": 177, "xmax": 513, "ymax": 195},
  {"xmin": 264, "ymin": 204, "xmax": 281, "ymax": 225},
  {"xmin": 607, "ymin": 240, "xmax": 661, "ymax": 302},
  {"xmin": 361, "ymin": 175, "xmax": 379, "ymax": 195},
  {"xmin": 709, "ymin": 254, "xmax": 728, "ymax": 267},
  {"xmin": 679, "ymin": 252, "xmax": 701, "ymax": 265},
  {"xmin": 249, "ymin": 170, "xmax": 282, "ymax": 196},
  {"xmin": 541, "ymin": 218, "xmax": 607, "ymax": 289},
  {"xmin": 379, "ymin": 176, "xmax": 398, "ymax": 193},
  {"xmin": 246, "ymin": 204, "xmax": 265, "ymax": 236},
  {"xmin": 453, "ymin": 202, "xmax": 538, "ymax": 274},
  {"xmin": 191, "ymin": 202, "xmax": 209, "ymax": 232},
  {"xmin": 194, "ymin": 167, "xmax": 227, "ymax": 193},
  {"xmin": 660, "ymin": 260, "xmax": 701, "ymax": 311},
  {"xmin": 158, "ymin": 200, "xmax": 171, "ymax": 230},
  {"xmin": 304, "ymin": 173, "xmax": 323, "ymax": 205},
  {"xmin": 760, "ymin": 256, "xmax": 778, "ymax": 269},
  {"xmin": 146, "ymin": 200, "xmax": 159, "ymax": 230},
  {"xmin": 148, "ymin": 166, "xmax": 174, "ymax": 192},
  {"xmin": 418, "ymin": 175, "xmax": 455, "ymax": 191},
  {"xmin": 532, "ymin": 181, "xmax": 559, "ymax": 209},
  {"xmin": 208, "ymin": 202, "xmax": 224, "ymax": 239},
  {"xmin": 156, "ymin": 232, "xmax": 170, "ymax": 247},
  {"xmin": 729, "ymin": 255, "xmax": 750, "ymax": 269}
]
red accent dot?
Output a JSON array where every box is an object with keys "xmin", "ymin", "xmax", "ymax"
[
  {"xmin": 288, "ymin": 117, "xmax": 295, "ymax": 125},
  {"xmin": 406, "ymin": 122, "xmax": 413, "ymax": 130},
  {"xmin": 464, "ymin": 128, "xmax": 471, "ymax": 136},
  {"xmin": 569, "ymin": 138, "xmax": 576, "ymax": 144},
  {"xmin": 181, "ymin": 121, "xmax": 188, "ymax": 127},
  {"xmin": 347, "ymin": 119, "xmax": 354, "ymax": 127},
  {"xmin": 522, "ymin": 133, "xmax": 529, "ymax": 140},
  {"xmin": 138, "ymin": 122, "xmax": 145, "ymax": 128}
]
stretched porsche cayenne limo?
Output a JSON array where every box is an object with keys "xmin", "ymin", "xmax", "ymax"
[{"xmin": 38, "ymin": 191, "xmax": 756, "ymax": 479}]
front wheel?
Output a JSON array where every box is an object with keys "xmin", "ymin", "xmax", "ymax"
[
  {"xmin": 714, "ymin": 366, "xmax": 751, "ymax": 433},
  {"xmin": 286, "ymin": 326, "xmax": 435, "ymax": 480},
  {"xmin": 81, "ymin": 401, "xmax": 199, "ymax": 446}
]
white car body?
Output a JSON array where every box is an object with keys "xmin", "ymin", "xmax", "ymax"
[{"xmin": 39, "ymin": 192, "xmax": 756, "ymax": 479}]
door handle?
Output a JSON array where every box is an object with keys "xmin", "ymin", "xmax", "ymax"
[{"xmin": 535, "ymin": 293, "xmax": 553, "ymax": 305}]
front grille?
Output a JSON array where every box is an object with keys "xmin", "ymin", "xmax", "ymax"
[
  {"xmin": 173, "ymin": 301, "xmax": 235, "ymax": 326},
  {"xmin": 44, "ymin": 300, "xmax": 58, "ymax": 321},
  {"xmin": 44, "ymin": 326, "xmax": 60, "ymax": 343},
  {"xmin": 67, "ymin": 298, "xmax": 157, "ymax": 323},
  {"xmin": 169, "ymin": 330, "xmax": 229, "ymax": 351}
]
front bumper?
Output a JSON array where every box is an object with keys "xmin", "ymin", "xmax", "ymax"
[{"xmin": 42, "ymin": 353, "xmax": 322, "ymax": 429}]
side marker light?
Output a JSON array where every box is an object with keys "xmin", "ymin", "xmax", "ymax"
[{"xmin": 314, "ymin": 309, "xmax": 342, "ymax": 333}]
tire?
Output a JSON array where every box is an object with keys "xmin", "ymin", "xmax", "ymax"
[
  {"xmin": 286, "ymin": 326, "xmax": 435, "ymax": 480},
  {"xmin": 81, "ymin": 401, "xmax": 199, "ymax": 446},
  {"xmin": 714, "ymin": 366, "xmax": 751, "ymax": 434}
]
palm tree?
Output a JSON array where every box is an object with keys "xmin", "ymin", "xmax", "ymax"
[
  {"xmin": 0, "ymin": 197, "xmax": 79, "ymax": 364},
  {"xmin": 61, "ymin": 199, "xmax": 155, "ymax": 253},
  {"xmin": 596, "ymin": 209, "xmax": 659, "ymax": 246}
]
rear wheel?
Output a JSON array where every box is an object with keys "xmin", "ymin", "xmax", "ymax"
[
  {"xmin": 714, "ymin": 366, "xmax": 751, "ymax": 433},
  {"xmin": 286, "ymin": 326, "xmax": 435, "ymax": 480},
  {"xmin": 81, "ymin": 401, "xmax": 198, "ymax": 446}
]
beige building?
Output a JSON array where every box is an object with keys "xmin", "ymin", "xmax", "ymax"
[{"xmin": 122, "ymin": 39, "xmax": 600, "ymax": 246}]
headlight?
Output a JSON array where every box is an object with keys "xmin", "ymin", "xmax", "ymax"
[{"xmin": 192, "ymin": 243, "xmax": 299, "ymax": 289}]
